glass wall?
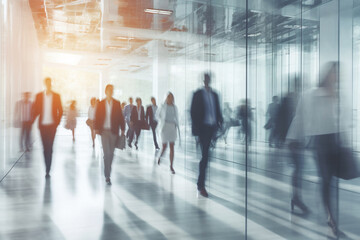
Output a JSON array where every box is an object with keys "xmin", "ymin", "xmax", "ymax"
[
  {"xmin": 0, "ymin": 0, "xmax": 41, "ymax": 179},
  {"xmin": 144, "ymin": 0, "xmax": 360, "ymax": 238}
]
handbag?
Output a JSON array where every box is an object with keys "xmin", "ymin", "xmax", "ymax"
[
  {"xmin": 333, "ymin": 147, "xmax": 360, "ymax": 180},
  {"xmin": 116, "ymin": 134, "xmax": 126, "ymax": 150}
]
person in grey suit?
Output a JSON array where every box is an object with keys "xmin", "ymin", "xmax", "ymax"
[{"xmin": 94, "ymin": 84, "xmax": 125, "ymax": 185}]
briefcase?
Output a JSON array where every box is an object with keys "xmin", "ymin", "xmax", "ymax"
[{"xmin": 116, "ymin": 135, "xmax": 126, "ymax": 150}]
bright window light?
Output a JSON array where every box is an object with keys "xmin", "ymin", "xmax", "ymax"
[
  {"xmin": 45, "ymin": 52, "xmax": 82, "ymax": 66},
  {"xmin": 144, "ymin": 8, "xmax": 173, "ymax": 15}
]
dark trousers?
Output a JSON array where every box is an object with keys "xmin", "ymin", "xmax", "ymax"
[
  {"xmin": 134, "ymin": 125, "xmax": 141, "ymax": 145},
  {"xmin": 39, "ymin": 125, "xmax": 57, "ymax": 174},
  {"xmin": 289, "ymin": 141, "xmax": 304, "ymax": 199},
  {"xmin": 315, "ymin": 134, "xmax": 338, "ymax": 222},
  {"xmin": 150, "ymin": 122, "xmax": 159, "ymax": 148},
  {"xmin": 126, "ymin": 120, "xmax": 133, "ymax": 138},
  {"xmin": 20, "ymin": 121, "xmax": 32, "ymax": 150},
  {"xmin": 197, "ymin": 125, "xmax": 217, "ymax": 190}
]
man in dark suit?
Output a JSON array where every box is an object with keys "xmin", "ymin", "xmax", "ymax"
[
  {"xmin": 190, "ymin": 73, "xmax": 223, "ymax": 197},
  {"xmin": 32, "ymin": 77, "xmax": 63, "ymax": 178},
  {"xmin": 94, "ymin": 84, "xmax": 125, "ymax": 185},
  {"xmin": 129, "ymin": 97, "xmax": 145, "ymax": 150},
  {"xmin": 146, "ymin": 97, "xmax": 160, "ymax": 150}
]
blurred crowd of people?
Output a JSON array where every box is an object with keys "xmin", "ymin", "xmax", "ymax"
[{"xmin": 13, "ymin": 64, "xmax": 358, "ymax": 238}]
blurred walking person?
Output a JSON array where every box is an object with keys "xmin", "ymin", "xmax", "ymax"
[
  {"xmin": 265, "ymin": 96, "xmax": 280, "ymax": 147},
  {"xmin": 287, "ymin": 62, "xmax": 350, "ymax": 237},
  {"xmin": 15, "ymin": 92, "xmax": 33, "ymax": 151},
  {"xmin": 124, "ymin": 97, "xmax": 134, "ymax": 147},
  {"xmin": 146, "ymin": 97, "xmax": 160, "ymax": 150},
  {"xmin": 65, "ymin": 100, "xmax": 78, "ymax": 141},
  {"xmin": 237, "ymin": 99, "xmax": 253, "ymax": 144},
  {"xmin": 94, "ymin": 84, "xmax": 125, "ymax": 185},
  {"xmin": 129, "ymin": 97, "xmax": 145, "ymax": 150},
  {"xmin": 191, "ymin": 73, "xmax": 223, "ymax": 197},
  {"xmin": 156, "ymin": 93, "xmax": 179, "ymax": 174},
  {"xmin": 86, "ymin": 97, "xmax": 97, "ymax": 147},
  {"xmin": 32, "ymin": 77, "xmax": 63, "ymax": 178}
]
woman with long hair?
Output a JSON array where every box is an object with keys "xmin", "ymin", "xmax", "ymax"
[{"xmin": 156, "ymin": 92, "xmax": 179, "ymax": 174}]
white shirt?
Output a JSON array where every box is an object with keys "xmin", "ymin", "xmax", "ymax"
[
  {"xmin": 202, "ymin": 88, "xmax": 216, "ymax": 125},
  {"xmin": 151, "ymin": 105, "xmax": 157, "ymax": 121},
  {"xmin": 88, "ymin": 106, "xmax": 95, "ymax": 120},
  {"xmin": 42, "ymin": 92, "xmax": 54, "ymax": 125},
  {"xmin": 104, "ymin": 100, "xmax": 113, "ymax": 129},
  {"xmin": 287, "ymin": 88, "xmax": 350, "ymax": 140},
  {"xmin": 137, "ymin": 107, "xmax": 141, "ymax": 120}
]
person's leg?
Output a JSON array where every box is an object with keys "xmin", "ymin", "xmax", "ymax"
[
  {"xmin": 169, "ymin": 142, "xmax": 175, "ymax": 173},
  {"xmin": 197, "ymin": 126, "xmax": 213, "ymax": 190},
  {"xmin": 152, "ymin": 124, "xmax": 159, "ymax": 149},
  {"xmin": 47, "ymin": 125, "xmax": 57, "ymax": 174},
  {"xmin": 128, "ymin": 124, "xmax": 135, "ymax": 146},
  {"xmin": 107, "ymin": 132, "xmax": 117, "ymax": 180},
  {"xmin": 158, "ymin": 143, "xmax": 167, "ymax": 165},
  {"xmin": 134, "ymin": 127, "xmax": 141, "ymax": 149},
  {"xmin": 25, "ymin": 123, "xmax": 31, "ymax": 150},
  {"xmin": 72, "ymin": 128, "xmax": 75, "ymax": 141},
  {"xmin": 20, "ymin": 122, "xmax": 26, "ymax": 150},
  {"xmin": 101, "ymin": 131, "xmax": 111, "ymax": 179}
]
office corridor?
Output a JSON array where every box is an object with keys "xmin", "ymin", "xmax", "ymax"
[{"xmin": 0, "ymin": 121, "xmax": 359, "ymax": 240}]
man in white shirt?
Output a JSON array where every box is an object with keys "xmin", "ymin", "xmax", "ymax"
[
  {"xmin": 94, "ymin": 84, "xmax": 125, "ymax": 185},
  {"xmin": 32, "ymin": 77, "xmax": 63, "ymax": 178}
]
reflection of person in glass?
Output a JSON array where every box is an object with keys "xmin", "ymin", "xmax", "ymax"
[
  {"xmin": 191, "ymin": 73, "xmax": 223, "ymax": 197},
  {"xmin": 32, "ymin": 77, "xmax": 63, "ymax": 178},
  {"xmin": 15, "ymin": 92, "xmax": 33, "ymax": 152},
  {"xmin": 215, "ymin": 102, "xmax": 232, "ymax": 145},
  {"xmin": 287, "ymin": 62, "xmax": 347, "ymax": 237},
  {"xmin": 237, "ymin": 99, "xmax": 252, "ymax": 144},
  {"xmin": 94, "ymin": 84, "xmax": 125, "ymax": 185},
  {"xmin": 265, "ymin": 96, "xmax": 279, "ymax": 147},
  {"xmin": 156, "ymin": 93, "xmax": 179, "ymax": 174}
]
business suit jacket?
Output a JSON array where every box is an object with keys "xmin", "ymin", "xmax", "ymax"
[
  {"xmin": 94, "ymin": 99, "xmax": 125, "ymax": 135},
  {"xmin": 131, "ymin": 106, "xmax": 145, "ymax": 127},
  {"xmin": 32, "ymin": 91, "xmax": 63, "ymax": 127},
  {"xmin": 190, "ymin": 88, "xmax": 223, "ymax": 136},
  {"xmin": 145, "ymin": 105, "xmax": 157, "ymax": 127}
]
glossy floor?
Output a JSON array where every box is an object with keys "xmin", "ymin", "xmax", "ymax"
[{"xmin": 0, "ymin": 123, "xmax": 359, "ymax": 240}]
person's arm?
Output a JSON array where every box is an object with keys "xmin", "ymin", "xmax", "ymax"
[
  {"xmin": 31, "ymin": 95, "xmax": 40, "ymax": 124},
  {"xmin": 145, "ymin": 106, "xmax": 149, "ymax": 124},
  {"xmin": 57, "ymin": 95, "xmax": 63, "ymax": 125},
  {"xmin": 119, "ymin": 103, "xmax": 125, "ymax": 134}
]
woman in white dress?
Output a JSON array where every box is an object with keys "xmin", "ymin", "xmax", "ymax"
[
  {"xmin": 87, "ymin": 97, "xmax": 97, "ymax": 147},
  {"xmin": 156, "ymin": 92, "xmax": 179, "ymax": 174},
  {"xmin": 65, "ymin": 100, "xmax": 78, "ymax": 141}
]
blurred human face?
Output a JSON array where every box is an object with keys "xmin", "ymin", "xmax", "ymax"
[
  {"xmin": 105, "ymin": 86, "xmax": 113, "ymax": 99},
  {"xmin": 166, "ymin": 94, "xmax": 174, "ymax": 105},
  {"xmin": 44, "ymin": 78, "xmax": 52, "ymax": 91},
  {"xmin": 151, "ymin": 98, "xmax": 156, "ymax": 105}
]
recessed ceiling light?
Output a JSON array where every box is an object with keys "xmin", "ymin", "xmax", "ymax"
[{"xmin": 144, "ymin": 8, "xmax": 173, "ymax": 15}]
